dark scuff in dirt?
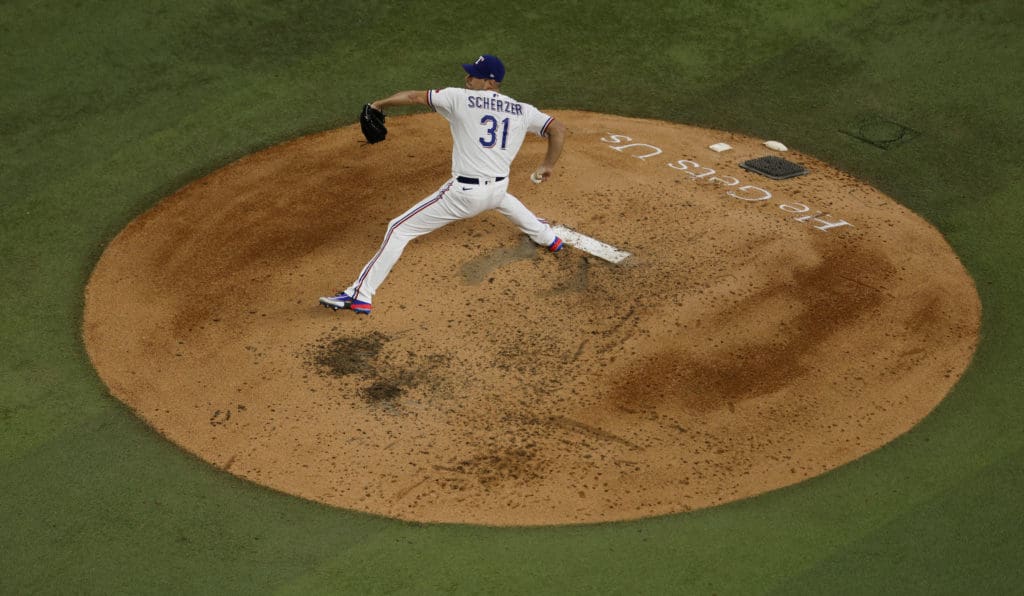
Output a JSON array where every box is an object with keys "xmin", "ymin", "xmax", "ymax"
[
  {"xmin": 365, "ymin": 380, "xmax": 403, "ymax": 403},
  {"xmin": 310, "ymin": 332, "xmax": 387, "ymax": 378},
  {"xmin": 305, "ymin": 332, "xmax": 454, "ymax": 409}
]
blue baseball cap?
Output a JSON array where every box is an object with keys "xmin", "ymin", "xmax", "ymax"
[{"xmin": 462, "ymin": 54, "xmax": 505, "ymax": 82}]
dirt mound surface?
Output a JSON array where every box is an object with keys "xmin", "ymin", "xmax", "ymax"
[{"xmin": 83, "ymin": 112, "xmax": 980, "ymax": 525}]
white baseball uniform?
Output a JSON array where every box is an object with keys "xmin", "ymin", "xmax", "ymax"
[{"xmin": 343, "ymin": 87, "xmax": 559, "ymax": 304}]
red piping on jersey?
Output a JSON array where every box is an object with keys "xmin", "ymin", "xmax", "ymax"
[{"xmin": 541, "ymin": 116, "xmax": 554, "ymax": 137}]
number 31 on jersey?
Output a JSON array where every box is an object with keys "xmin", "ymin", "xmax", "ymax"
[{"xmin": 479, "ymin": 115, "xmax": 510, "ymax": 149}]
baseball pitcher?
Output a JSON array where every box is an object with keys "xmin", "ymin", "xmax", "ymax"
[{"xmin": 320, "ymin": 54, "xmax": 567, "ymax": 315}]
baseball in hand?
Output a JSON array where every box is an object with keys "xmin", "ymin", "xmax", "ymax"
[{"xmin": 530, "ymin": 172, "xmax": 543, "ymax": 184}]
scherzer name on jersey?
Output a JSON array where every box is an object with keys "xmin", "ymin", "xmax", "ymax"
[{"xmin": 466, "ymin": 95, "xmax": 524, "ymax": 116}]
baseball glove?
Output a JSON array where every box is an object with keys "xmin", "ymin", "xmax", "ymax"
[{"xmin": 359, "ymin": 104, "xmax": 387, "ymax": 144}]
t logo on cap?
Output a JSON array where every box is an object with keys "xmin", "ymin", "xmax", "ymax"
[{"xmin": 462, "ymin": 54, "xmax": 506, "ymax": 82}]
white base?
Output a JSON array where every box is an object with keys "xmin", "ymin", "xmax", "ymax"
[{"xmin": 551, "ymin": 225, "xmax": 632, "ymax": 264}]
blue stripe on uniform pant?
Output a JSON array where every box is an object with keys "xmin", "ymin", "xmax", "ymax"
[{"xmin": 352, "ymin": 180, "xmax": 454, "ymax": 300}]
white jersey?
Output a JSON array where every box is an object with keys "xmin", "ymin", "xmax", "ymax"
[{"xmin": 427, "ymin": 87, "xmax": 554, "ymax": 179}]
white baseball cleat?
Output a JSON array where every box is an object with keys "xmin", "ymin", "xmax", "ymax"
[{"xmin": 319, "ymin": 292, "xmax": 373, "ymax": 315}]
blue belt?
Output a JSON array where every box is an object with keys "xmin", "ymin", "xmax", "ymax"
[{"xmin": 456, "ymin": 175, "xmax": 506, "ymax": 185}]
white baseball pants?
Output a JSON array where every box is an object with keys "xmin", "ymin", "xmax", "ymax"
[{"xmin": 345, "ymin": 176, "xmax": 557, "ymax": 303}]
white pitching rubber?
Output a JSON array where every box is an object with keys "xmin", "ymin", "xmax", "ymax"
[{"xmin": 551, "ymin": 224, "xmax": 632, "ymax": 264}]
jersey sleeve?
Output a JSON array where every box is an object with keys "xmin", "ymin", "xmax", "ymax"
[
  {"xmin": 427, "ymin": 87, "xmax": 459, "ymax": 118},
  {"xmin": 525, "ymin": 105, "xmax": 555, "ymax": 137}
]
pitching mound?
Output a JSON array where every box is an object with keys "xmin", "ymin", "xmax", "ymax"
[{"xmin": 83, "ymin": 111, "xmax": 980, "ymax": 525}]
